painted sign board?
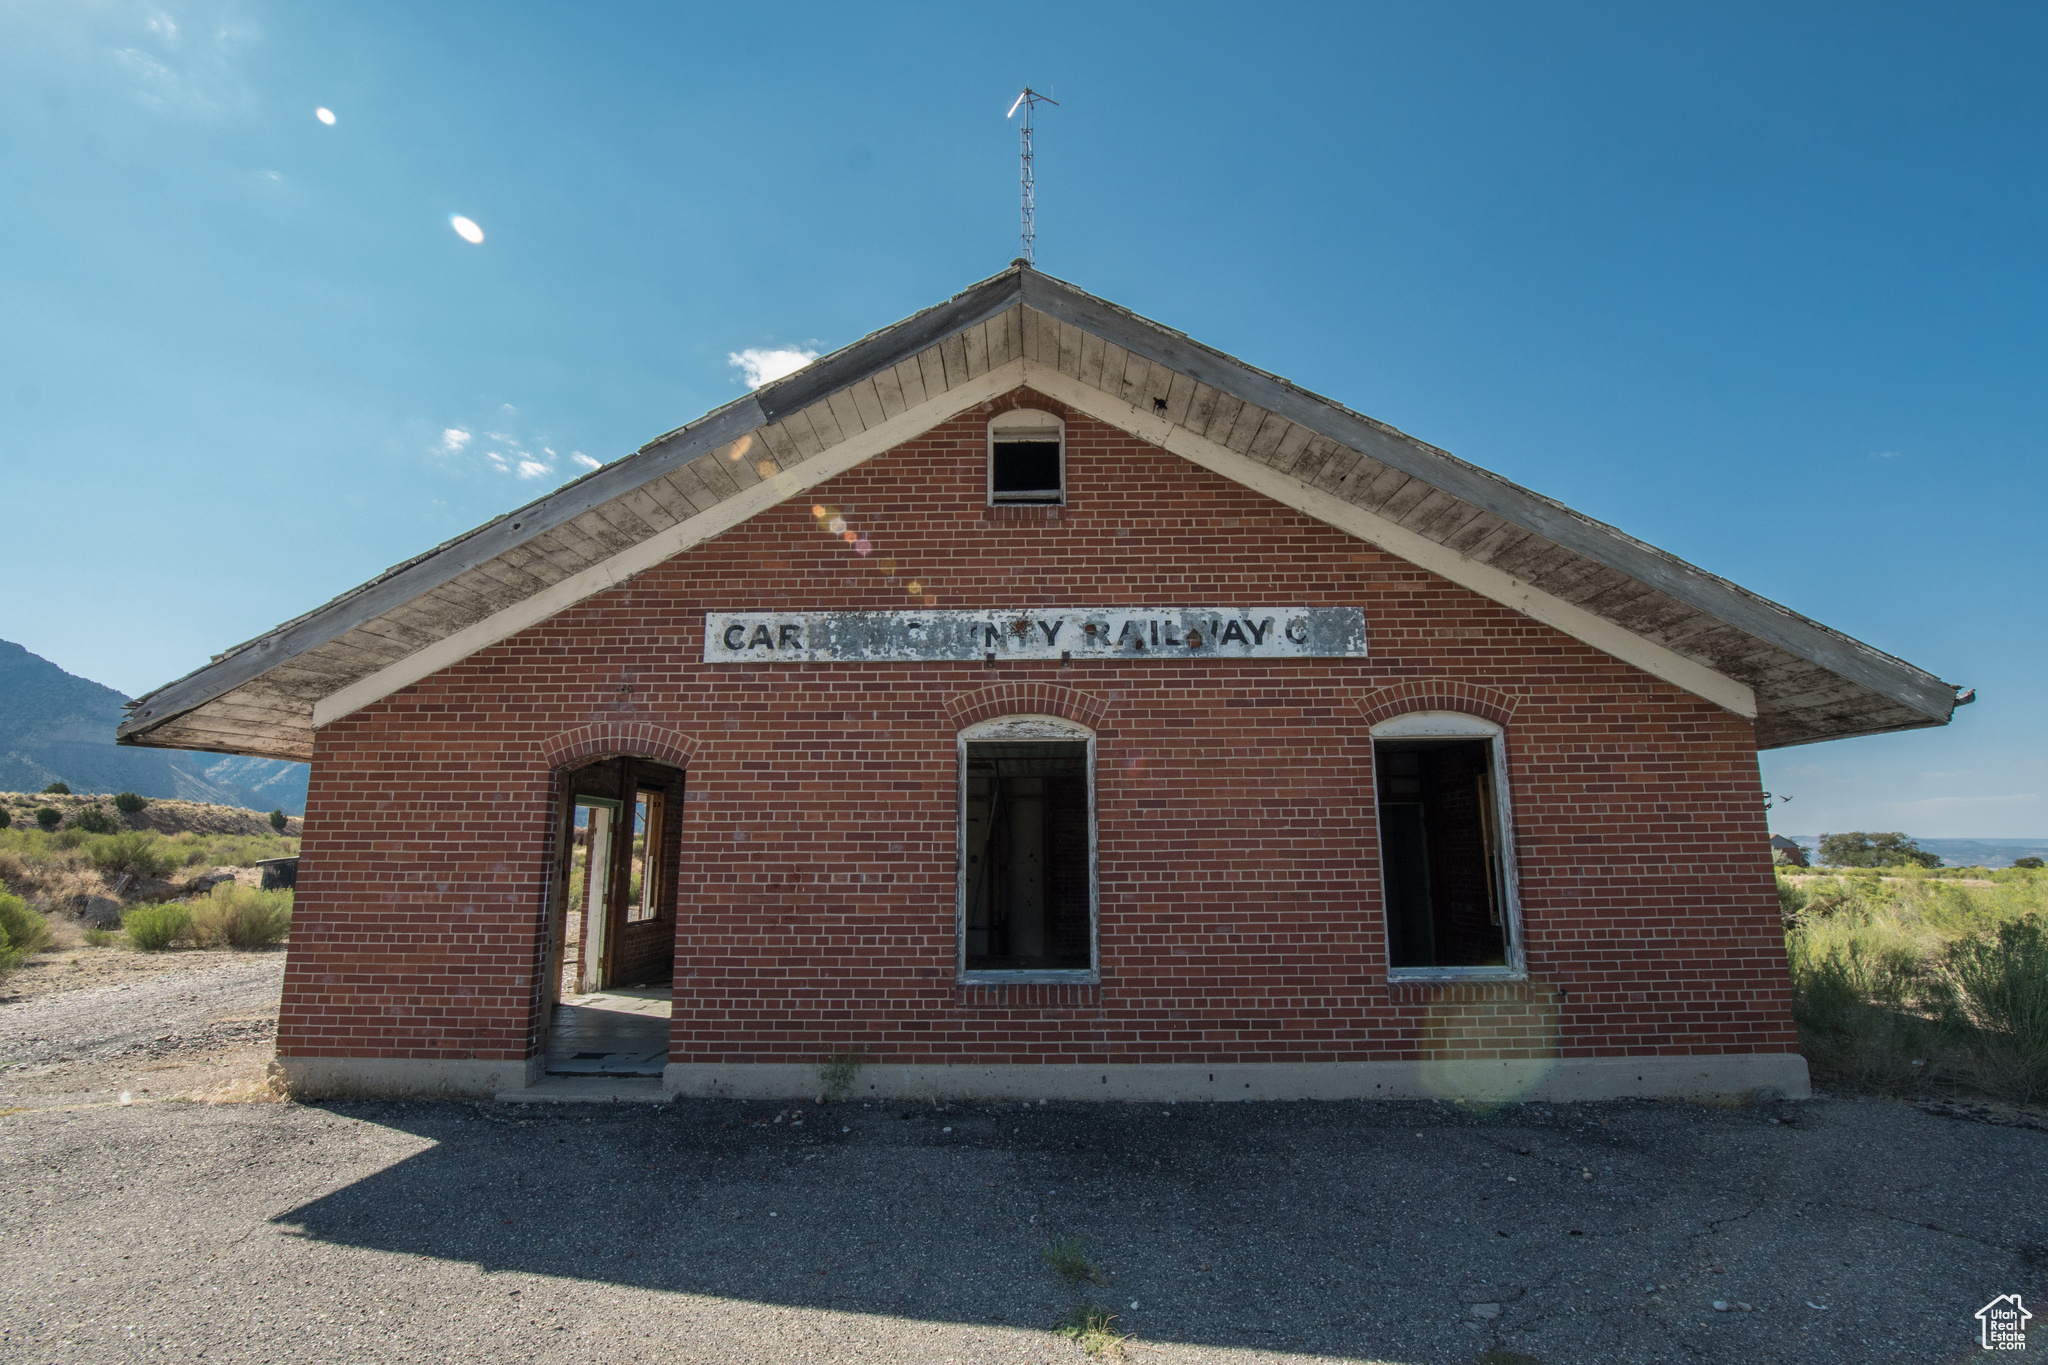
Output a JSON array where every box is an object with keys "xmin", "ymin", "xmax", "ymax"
[{"xmin": 701, "ymin": 607, "xmax": 1368, "ymax": 664}]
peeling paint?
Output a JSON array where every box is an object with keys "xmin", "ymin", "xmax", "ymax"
[{"xmin": 700, "ymin": 607, "xmax": 1368, "ymax": 664}]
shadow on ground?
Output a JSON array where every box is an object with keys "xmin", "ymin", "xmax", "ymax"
[{"xmin": 267, "ymin": 1093, "xmax": 2044, "ymax": 1363}]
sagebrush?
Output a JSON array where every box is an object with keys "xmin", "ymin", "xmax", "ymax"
[
  {"xmin": 1782, "ymin": 866, "xmax": 2048, "ymax": 1102},
  {"xmin": 188, "ymin": 884, "xmax": 293, "ymax": 949},
  {"xmin": 0, "ymin": 892, "xmax": 52, "ymax": 971},
  {"xmin": 122, "ymin": 903, "xmax": 191, "ymax": 951}
]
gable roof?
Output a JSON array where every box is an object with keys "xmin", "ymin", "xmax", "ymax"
[{"xmin": 118, "ymin": 263, "xmax": 1962, "ymax": 761}]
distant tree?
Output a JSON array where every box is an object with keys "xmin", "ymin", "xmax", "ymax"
[
  {"xmin": 71, "ymin": 805, "xmax": 119, "ymax": 835},
  {"xmin": 113, "ymin": 791, "xmax": 148, "ymax": 814},
  {"xmin": 0, "ymin": 808, "xmax": 10, "ymax": 830},
  {"xmin": 2014, "ymin": 856, "xmax": 2045, "ymax": 871},
  {"xmin": 34, "ymin": 807, "xmax": 62, "ymax": 831},
  {"xmin": 41, "ymin": 781, "xmax": 70, "ymax": 795},
  {"xmin": 1817, "ymin": 831, "xmax": 1942, "ymax": 868},
  {"xmin": 269, "ymin": 808, "xmax": 288, "ymax": 833}
]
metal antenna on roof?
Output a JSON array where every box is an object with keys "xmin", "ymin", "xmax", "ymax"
[{"xmin": 1006, "ymin": 88, "xmax": 1057, "ymax": 265}]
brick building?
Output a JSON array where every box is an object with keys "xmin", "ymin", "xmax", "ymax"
[{"xmin": 120, "ymin": 265, "xmax": 1963, "ymax": 1102}]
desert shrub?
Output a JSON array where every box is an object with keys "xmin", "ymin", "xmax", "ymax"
[
  {"xmin": 41, "ymin": 781, "xmax": 70, "ymax": 795},
  {"xmin": 188, "ymin": 884, "xmax": 291, "ymax": 949},
  {"xmin": 122, "ymin": 903, "xmax": 191, "ymax": 951},
  {"xmin": 34, "ymin": 807, "xmax": 61, "ymax": 831},
  {"xmin": 270, "ymin": 808, "xmax": 287, "ymax": 833},
  {"xmin": 71, "ymin": 805, "xmax": 119, "ymax": 835},
  {"xmin": 0, "ymin": 808, "xmax": 10, "ymax": 830},
  {"xmin": 2015, "ymin": 857, "xmax": 2045, "ymax": 871},
  {"xmin": 113, "ymin": 791, "xmax": 148, "ymax": 814},
  {"xmin": 51, "ymin": 828, "xmax": 87, "ymax": 849},
  {"xmin": 196, "ymin": 833, "xmax": 300, "ymax": 868},
  {"xmin": 85, "ymin": 831, "xmax": 180, "ymax": 880},
  {"xmin": 1937, "ymin": 916, "xmax": 2048, "ymax": 1102},
  {"xmin": 1775, "ymin": 875, "xmax": 1809, "ymax": 925},
  {"xmin": 0, "ymin": 892, "xmax": 52, "ymax": 971}
]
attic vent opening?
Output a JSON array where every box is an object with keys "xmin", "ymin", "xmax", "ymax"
[{"xmin": 988, "ymin": 408, "xmax": 1065, "ymax": 506}]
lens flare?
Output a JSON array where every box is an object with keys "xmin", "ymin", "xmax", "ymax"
[
  {"xmin": 756, "ymin": 460, "xmax": 776, "ymax": 478},
  {"xmin": 449, "ymin": 214, "xmax": 485, "ymax": 244},
  {"xmin": 314, "ymin": 107, "xmax": 336, "ymax": 125},
  {"xmin": 842, "ymin": 530, "xmax": 858, "ymax": 544},
  {"xmin": 811, "ymin": 506, "xmax": 828, "ymax": 520},
  {"xmin": 907, "ymin": 581, "xmax": 923, "ymax": 595},
  {"xmin": 878, "ymin": 557, "xmax": 898, "ymax": 575},
  {"xmin": 854, "ymin": 538, "xmax": 873, "ymax": 556},
  {"xmin": 827, "ymin": 516, "xmax": 847, "ymax": 535}
]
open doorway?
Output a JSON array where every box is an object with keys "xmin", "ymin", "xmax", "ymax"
[{"xmin": 544, "ymin": 755, "xmax": 683, "ymax": 1076}]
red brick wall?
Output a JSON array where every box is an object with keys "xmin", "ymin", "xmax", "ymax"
[{"xmin": 277, "ymin": 388, "xmax": 1797, "ymax": 1068}]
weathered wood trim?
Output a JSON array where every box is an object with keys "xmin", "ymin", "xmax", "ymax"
[
  {"xmin": 1016, "ymin": 362, "xmax": 1760, "ymax": 718},
  {"xmin": 310, "ymin": 359, "xmax": 1031, "ymax": 729}
]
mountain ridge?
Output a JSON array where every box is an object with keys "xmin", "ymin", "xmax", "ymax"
[{"xmin": 0, "ymin": 639, "xmax": 306, "ymax": 814}]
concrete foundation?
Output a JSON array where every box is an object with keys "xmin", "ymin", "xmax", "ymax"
[
  {"xmin": 276, "ymin": 1055, "xmax": 543, "ymax": 1100},
  {"xmin": 662, "ymin": 1054, "xmax": 1811, "ymax": 1104}
]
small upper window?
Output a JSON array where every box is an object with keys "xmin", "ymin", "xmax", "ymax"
[{"xmin": 988, "ymin": 408, "xmax": 1065, "ymax": 506}]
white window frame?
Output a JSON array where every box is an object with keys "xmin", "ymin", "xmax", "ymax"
[
  {"xmin": 987, "ymin": 408, "xmax": 1066, "ymax": 507},
  {"xmin": 956, "ymin": 713, "xmax": 1098, "ymax": 983},
  {"xmin": 1369, "ymin": 710, "xmax": 1527, "ymax": 983}
]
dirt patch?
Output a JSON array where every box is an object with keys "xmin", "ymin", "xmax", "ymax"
[{"xmin": 0, "ymin": 938, "xmax": 284, "ymax": 1111}]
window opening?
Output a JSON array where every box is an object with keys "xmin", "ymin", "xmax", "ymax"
[
  {"xmin": 564, "ymin": 795, "xmax": 621, "ymax": 995},
  {"xmin": 962, "ymin": 740, "xmax": 1091, "ymax": 973},
  {"xmin": 988, "ymin": 409, "xmax": 1065, "ymax": 505},
  {"xmin": 626, "ymin": 789, "xmax": 664, "ymax": 923},
  {"xmin": 1375, "ymin": 736, "xmax": 1516, "ymax": 971}
]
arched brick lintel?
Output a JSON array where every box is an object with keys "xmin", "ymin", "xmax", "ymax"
[
  {"xmin": 540, "ymin": 721, "xmax": 700, "ymax": 772},
  {"xmin": 1356, "ymin": 680, "xmax": 1520, "ymax": 729},
  {"xmin": 944, "ymin": 683, "xmax": 1111, "ymax": 734}
]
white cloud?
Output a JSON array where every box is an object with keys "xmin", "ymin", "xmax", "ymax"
[
  {"xmin": 430, "ymin": 415, "xmax": 573, "ymax": 484},
  {"xmin": 728, "ymin": 346, "xmax": 818, "ymax": 389},
  {"xmin": 106, "ymin": 5, "xmax": 257, "ymax": 118},
  {"xmin": 572, "ymin": 452, "xmax": 601, "ymax": 470}
]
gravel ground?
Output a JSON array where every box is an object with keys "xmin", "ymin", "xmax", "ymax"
[
  {"xmin": 2, "ymin": 1079, "xmax": 2042, "ymax": 1364},
  {"xmin": 0, "ymin": 948, "xmax": 284, "ymax": 1110}
]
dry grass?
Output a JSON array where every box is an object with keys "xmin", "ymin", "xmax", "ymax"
[
  {"xmin": 1041, "ymin": 1236, "xmax": 1108, "ymax": 1287},
  {"xmin": 1055, "ymin": 1305, "xmax": 1128, "ymax": 1358},
  {"xmin": 1784, "ymin": 868, "xmax": 2048, "ymax": 1103},
  {"xmin": 0, "ymin": 791, "xmax": 298, "ymax": 838}
]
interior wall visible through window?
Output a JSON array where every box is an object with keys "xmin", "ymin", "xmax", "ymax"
[
  {"xmin": 961, "ymin": 737, "xmax": 1093, "ymax": 975},
  {"xmin": 988, "ymin": 409, "xmax": 1065, "ymax": 506},
  {"xmin": 1374, "ymin": 728, "xmax": 1519, "ymax": 972}
]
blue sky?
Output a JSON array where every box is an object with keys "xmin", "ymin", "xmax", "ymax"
[{"xmin": 2, "ymin": 2, "xmax": 2042, "ymax": 838}]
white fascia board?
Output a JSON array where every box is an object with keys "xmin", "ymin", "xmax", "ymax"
[
  {"xmin": 1019, "ymin": 362, "xmax": 1758, "ymax": 718},
  {"xmin": 313, "ymin": 359, "xmax": 1031, "ymax": 729}
]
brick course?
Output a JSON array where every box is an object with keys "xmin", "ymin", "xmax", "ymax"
[{"xmin": 277, "ymin": 388, "xmax": 1797, "ymax": 1071}]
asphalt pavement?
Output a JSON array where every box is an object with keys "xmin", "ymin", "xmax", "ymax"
[{"xmin": 2, "ymin": 1087, "xmax": 2041, "ymax": 1364}]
